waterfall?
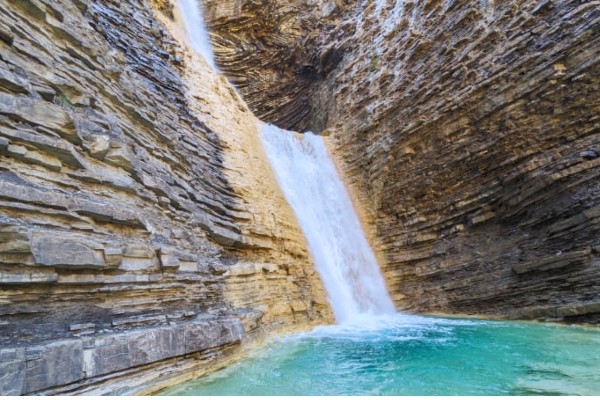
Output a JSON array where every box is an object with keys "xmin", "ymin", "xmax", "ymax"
[
  {"xmin": 178, "ymin": 0, "xmax": 217, "ymax": 69},
  {"xmin": 174, "ymin": 0, "xmax": 394, "ymax": 323},
  {"xmin": 260, "ymin": 124, "xmax": 396, "ymax": 323}
]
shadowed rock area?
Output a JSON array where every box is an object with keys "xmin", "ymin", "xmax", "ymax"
[
  {"xmin": 208, "ymin": 0, "xmax": 600, "ymax": 322},
  {"xmin": 203, "ymin": 0, "xmax": 354, "ymax": 131}
]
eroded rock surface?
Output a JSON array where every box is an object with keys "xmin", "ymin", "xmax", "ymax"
[
  {"xmin": 0, "ymin": 0, "xmax": 330, "ymax": 395},
  {"xmin": 209, "ymin": 0, "xmax": 600, "ymax": 322},
  {"xmin": 203, "ymin": 0, "xmax": 353, "ymax": 131}
]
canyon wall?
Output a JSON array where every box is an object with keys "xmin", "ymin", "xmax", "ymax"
[
  {"xmin": 207, "ymin": 0, "xmax": 600, "ymax": 323},
  {"xmin": 1, "ymin": 0, "xmax": 598, "ymax": 394},
  {"xmin": 0, "ymin": 0, "xmax": 330, "ymax": 395}
]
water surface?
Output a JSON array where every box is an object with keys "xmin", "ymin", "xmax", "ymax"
[{"xmin": 157, "ymin": 314, "xmax": 600, "ymax": 396}]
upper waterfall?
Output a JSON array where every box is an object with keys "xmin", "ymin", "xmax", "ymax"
[
  {"xmin": 178, "ymin": 0, "xmax": 217, "ymax": 69},
  {"xmin": 260, "ymin": 124, "xmax": 395, "ymax": 323}
]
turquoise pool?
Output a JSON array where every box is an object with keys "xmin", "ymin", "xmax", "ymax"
[{"xmin": 157, "ymin": 314, "xmax": 600, "ymax": 396}]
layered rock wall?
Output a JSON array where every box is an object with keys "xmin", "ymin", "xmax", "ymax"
[
  {"xmin": 1, "ymin": 0, "xmax": 599, "ymax": 394},
  {"xmin": 0, "ymin": 0, "xmax": 330, "ymax": 395},
  {"xmin": 325, "ymin": 0, "xmax": 600, "ymax": 322},
  {"xmin": 208, "ymin": 0, "xmax": 600, "ymax": 322},
  {"xmin": 203, "ymin": 0, "xmax": 353, "ymax": 131}
]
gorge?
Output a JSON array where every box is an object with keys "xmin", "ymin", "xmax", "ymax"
[{"xmin": 0, "ymin": 0, "xmax": 599, "ymax": 396}]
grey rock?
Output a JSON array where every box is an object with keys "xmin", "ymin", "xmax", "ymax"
[
  {"xmin": 513, "ymin": 249, "xmax": 592, "ymax": 274},
  {"xmin": 24, "ymin": 340, "xmax": 84, "ymax": 393},
  {"xmin": 0, "ymin": 348, "xmax": 26, "ymax": 395},
  {"xmin": 70, "ymin": 323, "xmax": 96, "ymax": 332},
  {"xmin": 184, "ymin": 317, "xmax": 244, "ymax": 353},
  {"xmin": 30, "ymin": 232, "xmax": 106, "ymax": 269},
  {"xmin": 80, "ymin": 317, "xmax": 240, "ymax": 378},
  {"xmin": 0, "ymin": 67, "xmax": 31, "ymax": 94},
  {"xmin": 0, "ymin": 268, "xmax": 58, "ymax": 284},
  {"xmin": 580, "ymin": 149, "xmax": 598, "ymax": 159},
  {"xmin": 0, "ymin": 93, "xmax": 76, "ymax": 142}
]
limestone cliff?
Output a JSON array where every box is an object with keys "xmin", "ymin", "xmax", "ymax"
[
  {"xmin": 1, "ymin": 0, "xmax": 599, "ymax": 395},
  {"xmin": 0, "ymin": 0, "xmax": 330, "ymax": 395},
  {"xmin": 203, "ymin": 0, "xmax": 352, "ymax": 131},
  {"xmin": 208, "ymin": 0, "xmax": 600, "ymax": 323}
]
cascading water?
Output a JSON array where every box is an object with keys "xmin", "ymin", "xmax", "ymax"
[
  {"xmin": 178, "ymin": 0, "xmax": 217, "ymax": 69},
  {"xmin": 174, "ymin": 0, "xmax": 393, "ymax": 321},
  {"xmin": 260, "ymin": 124, "xmax": 396, "ymax": 323}
]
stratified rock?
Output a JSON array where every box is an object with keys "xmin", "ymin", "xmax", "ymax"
[
  {"xmin": 203, "ymin": 0, "xmax": 351, "ymax": 131},
  {"xmin": 0, "ymin": 316, "xmax": 243, "ymax": 395},
  {"xmin": 211, "ymin": 0, "xmax": 600, "ymax": 322},
  {"xmin": 0, "ymin": 0, "xmax": 332, "ymax": 395},
  {"xmin": 321, "ymin": 1, "xmax": 600, "ymax": 322},
  {"xmin": 30, "ymin": 233, "xmax": 107, "ymax": 269}
]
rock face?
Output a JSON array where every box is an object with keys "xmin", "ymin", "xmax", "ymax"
[
  {"xmin": 1, "ymin": 316, "xmax": 244, "ymax": 395},
  {"xmin": 0, "ymin": 0, "xmax": 331, "ymax": 395},
  {"xmin": 203, "ymin": 0, "xmax": 352, "ymax": 131},
  {"xmin": 208, "ymin": 0, "xmax": 600, "ymax": 323}
]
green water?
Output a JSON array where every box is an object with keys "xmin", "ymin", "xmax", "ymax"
[{"xmin": 157, "ymin": 314, "xmax": 600, "ymax": 396}]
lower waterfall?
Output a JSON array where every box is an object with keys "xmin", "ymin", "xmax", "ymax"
[{"xmin": 259, "ymin": 124, "xmax": 395, "ymax": 323}]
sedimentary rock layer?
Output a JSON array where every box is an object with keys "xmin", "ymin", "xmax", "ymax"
[
  {"xmin": 203, "ymin": 0, "xmax": 353, "ymax": 131},
  {"xmin": 0, "ymin": 0, "xmax": 330, "ymax": 395},
  {"xmin": 210, "ymin": 0, "xmax": 600, "ymax": 322}
]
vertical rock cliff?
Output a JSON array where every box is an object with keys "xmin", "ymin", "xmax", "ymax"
[
  {"xmin": 206, "ymin": 0, "xmax": 600, "ymax": 322},
  {"xmin": 326, "ymin": 0, "xmax": 600, "ymax": 323},
  {"xmin": 0, "ymin": 0, "xmax": 330, "ymax": 395}
]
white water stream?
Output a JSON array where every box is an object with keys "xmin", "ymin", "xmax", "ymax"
[
  {"xmin": 178, "ymin": 0, "xmax": 217, "ymax": 69},
  {"xmin": 260, "ymin": 124, "xmax": 395, "ymax": 323},
  {"xmin": 176, "ymin": 0, "xmax": 395, "ymax": 323}
]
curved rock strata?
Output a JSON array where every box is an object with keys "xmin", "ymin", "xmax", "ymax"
[
  {"xmin": 0, "ymin": 0, "xmax": 331, "ymax": 395},
  {"xmin": 203, "ymin": 0, "xmax": 353, "ymax": 131},
  {"xmin": 209, "ymin": 0, "xmax": 600, "ymax": 322}
]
